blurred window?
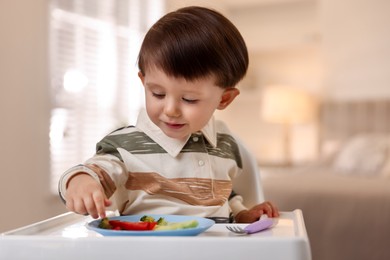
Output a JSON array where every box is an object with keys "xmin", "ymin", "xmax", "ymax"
[{"xmin": 49, "ymin": 0, "xmax": 164, "ymax": 193}]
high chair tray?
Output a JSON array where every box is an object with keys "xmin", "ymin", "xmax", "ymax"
[{"xmin": 1, "ymin": 209, "xmax": 311, "ymax": 260}]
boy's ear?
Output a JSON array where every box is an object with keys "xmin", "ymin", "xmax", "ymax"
[
  {"xmin": 217, "ymin": 88, "xmax": 240, "ymax": 110},
  {"xmin": 138, "ymin": 71, "xmax": 145, "ymax": 84}
]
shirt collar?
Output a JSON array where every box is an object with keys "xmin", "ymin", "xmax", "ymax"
[{"xmin": 136, "ymin": 109, "xmax": 217, "ymax": 157}]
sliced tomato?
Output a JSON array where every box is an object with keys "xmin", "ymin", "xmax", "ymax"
[{"xmin": 109, "ymin": 220, "xmax": 157, "ymax": 231}]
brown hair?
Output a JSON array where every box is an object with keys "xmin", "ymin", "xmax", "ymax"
[{"xmin": 138, "ymin": 6, "xmax": 249, "ymax": 88}]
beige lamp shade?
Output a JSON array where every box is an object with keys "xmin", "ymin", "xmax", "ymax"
[{"xmin": 261, "ymin": 85, "xmax": 318, "ymax": 124}]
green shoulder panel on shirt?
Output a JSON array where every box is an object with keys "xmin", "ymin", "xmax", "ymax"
[
  {"xmin": 96, "ymin": 130, "xmax": 166, "ymax": 160},
  {"xmin": 215, "ymin": 133, "xmax": 242, "ymax": 169}
]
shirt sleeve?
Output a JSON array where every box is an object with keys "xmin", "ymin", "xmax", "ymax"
[
  {"xmin": 58, "ymin": 154, "xmax": 127, "ymax": 204},
  {"xmin": 58, "ymin": 164, "xmax": 101, "ymax": 203},
  {"xmin": 58, "ymin": 128, "xmax": 131, "ymax": 203},
  {"xmin": 228, "ymin": 191, "xmax": 248, "ymax": 217}
]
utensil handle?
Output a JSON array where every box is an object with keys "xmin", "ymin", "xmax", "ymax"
[{"xmin": 243, "ymin": 218, "xmax": 274, "ymax": 234}]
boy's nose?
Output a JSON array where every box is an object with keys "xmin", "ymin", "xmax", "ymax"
[{"xmin": 164, "ymin": 99, "xmax": 181, "ymax": 118}]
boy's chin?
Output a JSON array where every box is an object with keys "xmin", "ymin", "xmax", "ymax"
[{"xmin": 162, "ymin": 129, "xmax": 190, "ymax": 141}]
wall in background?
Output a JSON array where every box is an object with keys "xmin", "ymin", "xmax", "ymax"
[
  {"xmin": 0, "ymin": 0, "xmax": 65, "ymax": 232},
  {"xmin": 320, "ymin": 0, "xmax": 390, "ymax": 100}
]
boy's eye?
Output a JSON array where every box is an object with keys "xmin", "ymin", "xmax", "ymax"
[
  {"xmin": 182, "ymin": 98, "xmax": 198, "ymax": 104},
  {"xmin": 152, "ymin": 92, "xmax": 165, "ymax": 99}
]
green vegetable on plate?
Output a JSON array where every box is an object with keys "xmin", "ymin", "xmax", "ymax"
[{"xmin": 140, "ymin": 215, "xmax": 156, "ymax": 223}]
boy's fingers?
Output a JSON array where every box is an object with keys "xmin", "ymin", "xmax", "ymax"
[
  {"xmin": 267, "ymin": 203, "xmax": 279, "ymax": 217},
  {"xmin": 261, "ymin": 202, "xmax": 276, "ymax": 218},
  {"xmin": 65, "ymin": 199, "xmax": 74, "ymax": 212},
  {"xmin": 84, "ymin": 196, "xmax": 99, "ymax": 219},
  {"xmin": 104, "ymin": 198, "xmax": 112, "ymax": 207},
  {"xmin": 92, "ymin": 191, "xmax": 108, "ymax": 219},
  {"xmin": 101, "ymin": 198, "xmax": 113, "ymax": 218},
  {"xmin": 72, "ymin": 199, "xmax": 88, "ymax": 216}
]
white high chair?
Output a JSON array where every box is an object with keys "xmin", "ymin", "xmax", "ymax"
[{"xmin": 233, "ymin": 140, "xmax": 265, "ymax": 208}]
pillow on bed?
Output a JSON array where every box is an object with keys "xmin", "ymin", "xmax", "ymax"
[{"xmin": 332, "ymin": 134, "xmax": 390, "ymax": 176}]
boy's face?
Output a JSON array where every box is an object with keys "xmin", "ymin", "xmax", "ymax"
[{"xmin": 139, "ymin": 68, "xmax": 239, "ymax": 140}]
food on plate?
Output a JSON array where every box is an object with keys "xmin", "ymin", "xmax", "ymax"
[
  {"xmin": 154, "ymin": 219, "xmax": 198, "ymax": 231},
  {"xmin": 98, "ymin": 217, "xmax": 112, "ymax": 229},
  {"xmin": 98, "ymin": 217, "xmax": 156, "ymax": 231},
  {"xmin": 156, "ymin": 217, "xmax": 168, "ymax": 226},
  {"xmin": 97, "ymin": 215, "xmax": 199, "ymax": 231},
  {"xmin": 140, "ymin": 215, "xmax": 156, "ymax": 223},
  {"xmin": 140, "ymin": 215, "xmax": 168, "ymax": 226}
]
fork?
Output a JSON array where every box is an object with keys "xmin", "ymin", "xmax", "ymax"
[{"xmin": 226, "ymin": 217, "xmax": 276, "ymax": 234}]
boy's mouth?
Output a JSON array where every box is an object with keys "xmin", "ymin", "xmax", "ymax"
[{"xmin": 165, "ymin": 122, "xmax": 185, "ymax": 129}]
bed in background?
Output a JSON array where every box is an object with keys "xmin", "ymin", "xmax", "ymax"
[{"xmin": 261, "ymin": 99, "xmax": 390, "ymax": 260}]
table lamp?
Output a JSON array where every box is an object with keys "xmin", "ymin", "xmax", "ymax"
[{"xmin": 261, "ymin": 85, "xmax": 318, "ymax": 165}]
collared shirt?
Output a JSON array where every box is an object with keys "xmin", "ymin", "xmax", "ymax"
[{"xmin": 59, "ymin": 110, "xmax": 259, "ymax": 219}]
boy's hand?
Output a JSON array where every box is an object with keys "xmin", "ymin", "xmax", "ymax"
[
  {"xmin": 235, "ymin": 201, "xmax": 279, "ymax": 223},
  {"xmin": 65, "ymin": 173, "xmax": 111, "ymax": 219}
]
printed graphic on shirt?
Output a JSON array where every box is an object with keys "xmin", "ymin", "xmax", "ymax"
[
  {"xmin": 125, "ymin": 172, "xmax": 232, "ymax": 206},
  {"xmin": 96, "ymin": 131, "xmax": 242, "ymax": 168}
]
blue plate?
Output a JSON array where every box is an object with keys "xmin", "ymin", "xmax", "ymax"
[{"xmin": 86, "ymin": 214, "xmax": 215, "ymax": 236}]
